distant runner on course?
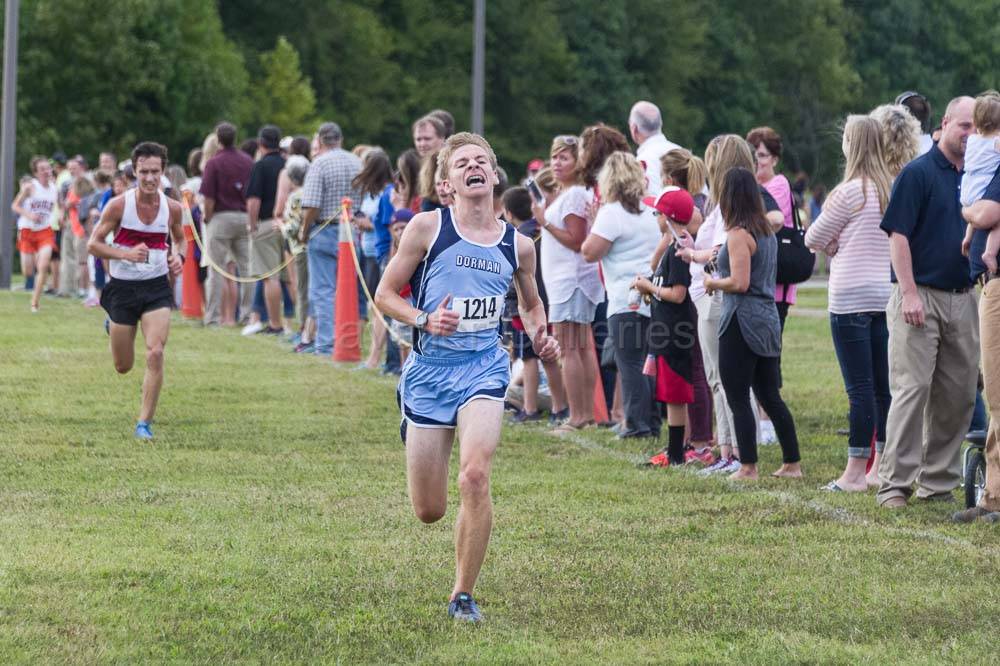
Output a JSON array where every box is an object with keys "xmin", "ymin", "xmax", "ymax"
[
  {"xmin": 375, "ymin": 132, "xmax": 560, "ymax": 623},
  {"xmin": 88, "ymin": 141, "xmax": 185, "ymax": 441}
]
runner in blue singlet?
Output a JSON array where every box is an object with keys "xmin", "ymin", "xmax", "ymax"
[{"xmin": 375, "ymin": 133, "xmax": 559, "ymax": 623}]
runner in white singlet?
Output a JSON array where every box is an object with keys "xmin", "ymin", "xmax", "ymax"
[
  {"xmin": 11, "ymin": 157, "xmax": 59, "ymax": 311},
  {"xmin": 88, "ymin": 142, "xmax": 185, "ymax": 441}
]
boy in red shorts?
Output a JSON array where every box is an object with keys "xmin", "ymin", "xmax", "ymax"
[{"xmin": 631, "ymin": 187, "xmax": 700, "ymax": 467}]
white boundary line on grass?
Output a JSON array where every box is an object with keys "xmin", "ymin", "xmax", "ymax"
[{"xmin": 556, "ymin": 430, "xmax": 980, "ymax": 551}]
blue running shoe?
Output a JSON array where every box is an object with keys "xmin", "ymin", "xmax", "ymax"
[
  {"xmin": 134, "ymin": 421, "xmax": 153, "ymax": 440},
  {"xmin": 448, "ymin": 592, "xmax": 482, "ymax": 623}
]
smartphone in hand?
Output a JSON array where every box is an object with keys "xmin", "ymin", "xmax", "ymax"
[{"xmin": 526, "ymin": 179, "xmax": 545, "ymax": 205}]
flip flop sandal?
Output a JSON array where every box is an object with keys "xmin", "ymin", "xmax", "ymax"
[
  {"xmin": 550, "ymin": 420, "xmax": 595, "ymax": 435},
  {"xmin": 822, "ymin": 481, "xmax": 845, "ymax": 492}
]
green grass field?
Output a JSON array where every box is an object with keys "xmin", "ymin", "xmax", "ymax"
[{"xmin": 2, "ymin": 290, "xmax": 998, "ymax": 664}]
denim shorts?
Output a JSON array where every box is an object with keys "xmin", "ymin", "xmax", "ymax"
[{"xmin": 549, "ymin": 288, "xmax": 598, "ymax": 324}]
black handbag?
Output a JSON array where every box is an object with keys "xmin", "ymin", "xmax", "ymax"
[{"xmin": 775, "ymin": 191, "xmax": 815, "ymax": 285}]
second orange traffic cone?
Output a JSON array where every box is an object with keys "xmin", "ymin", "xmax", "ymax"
[
  {"xmin": 333, "ymin": 198, "xmax": 361, "ymax": 362},
  {"xmin": 180, "ymin": 194, "xmax": 203, "ymax": 319}
]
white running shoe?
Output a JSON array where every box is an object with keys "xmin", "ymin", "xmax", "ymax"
[
  {"xmin": 241, "ymin": 321, "xmax": 265, "ymax": 336},
  {"xmin": 698, "ymin": 458, "xmax": 731, "ymax": 476},
  {"xmin": 718, "ymin": 458, "xmax": 742, "ymax": 474}
]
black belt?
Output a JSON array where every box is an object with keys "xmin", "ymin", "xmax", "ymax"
[
  {"xmin": 978, "ymin": 272, "xmax": 997, "ymax": 288},
  {"xmin": 918, "ymin": 283, "xmax": 973, "ymax": 294}
]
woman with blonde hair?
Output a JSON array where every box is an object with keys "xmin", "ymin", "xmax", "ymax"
[
  {"xmin": 532, "ymin": 134, "xmax": 604, "ymax": 432},
  {"xmin": 581, "ymin": 152, "xmax": 662, "ymax": 438},
  {"xmin": 199, "ymin": 133, "xmax": 220, "ymax": 173},
  {"xmin": 805, "ymin": 115, "xmax": 895, "ymax": 491},
  {"xmin": 419, "ymin": 149, "xmax": 452, "ymax": 212},
  {"xmin": 660, "ymin": 148, "xmax": 708, "ymax": 213},
  {"xmin": 869, "ymin": 104, "xmax": 921, "ymax": 177}
]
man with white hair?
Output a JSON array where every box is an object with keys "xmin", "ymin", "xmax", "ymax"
[{"xmin": 628, "ymin": 100, "xmax": 682, "ymax": 196}]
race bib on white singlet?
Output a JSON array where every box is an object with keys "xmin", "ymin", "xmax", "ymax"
[{"xmin": 452, "ymin": 295, "xmax": 503, "ymax": 332}]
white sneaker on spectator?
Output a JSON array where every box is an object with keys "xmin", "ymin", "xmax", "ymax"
[
  {"xmin": 699, "ymin": 458, "xmax": 731, "ymax": 476},
  {"xmin": 718, "ymin": 458, "xmax": 742, "ymax": 474},
  {"xmin": 241, "ymin": 321, "xmax": 265, "ymax": 336}
]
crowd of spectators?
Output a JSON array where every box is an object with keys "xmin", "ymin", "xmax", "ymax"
[{"xmin": 13, "ymin": 89, "xmax": 1000, "ymax": 517}]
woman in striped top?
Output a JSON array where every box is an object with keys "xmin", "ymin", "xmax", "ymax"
[{"xmin": 805, "ymin": 115, "xmax": 897, "ymax": 492}]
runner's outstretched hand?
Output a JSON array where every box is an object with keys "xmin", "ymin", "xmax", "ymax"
[
  {"xmin": 426, "ymin": 294, "xmax": 460, "ymax": 336},
  {"xmin": 532, "ymin": 325, "xmax": 560, "ymax": 362}
]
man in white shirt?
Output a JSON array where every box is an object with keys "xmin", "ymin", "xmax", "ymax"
[{"xmin": 628, "ymin": 101, "xmax": 682, "ymax": 196}]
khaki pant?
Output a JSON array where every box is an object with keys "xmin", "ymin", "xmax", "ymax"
[
  {"xmin": 978, "ymin": 280, "xmax": 1000, "ymax": 510},
  {"xmin": 878, "ymin": 285, "xmax": 979, "ymax": 503},
  {"xmin": 250, "ymin": 220, "xmax": 283, "ymax": 277},
  {"xmin": 204, "ymin": 211, "xmax": 252, "ymax": 325},
  {"xmin": 295, "ymin": 250, "xmax": 310, "ymax": 328},
  {"xmin": 59, "ymin": 229, "xmax": 79, "ymax": 295}
]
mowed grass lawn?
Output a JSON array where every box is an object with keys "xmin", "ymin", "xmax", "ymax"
[{"xmin": 2, "ymin": 289, "xmax": 999, "ymax": 664}]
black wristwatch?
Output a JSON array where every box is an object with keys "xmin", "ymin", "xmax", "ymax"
[{"xmin": 415, "ymin": 311, "xmax": 429, "ymax": 330}]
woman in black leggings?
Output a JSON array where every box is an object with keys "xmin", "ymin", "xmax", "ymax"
[{"xmin": 704, "ymin": 168, "xmax": 802, "ymax": 480}]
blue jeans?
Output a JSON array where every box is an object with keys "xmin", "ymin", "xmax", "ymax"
[
  {"xmin": 830, "ymin": 311, "xmax": 891, "ymax": 458},
  {"xmin": 379, "ymin": 254, "xmax": 401, "ymax": 373},
  {"xmin": 254, "ymin": 280, "xmax": 295, "ymax": 323},
  {"xmin": 307, "ymin": 226, "xmax": 339, "ymax": 355},
  {"xmin": 971, "ymin": 389, "xmax": 987, "ymax": 432}
]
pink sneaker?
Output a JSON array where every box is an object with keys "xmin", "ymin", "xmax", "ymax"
[
  {"xmin": 83, "ymin": 296, "xmax": 100, "ymax": 308},
  {"xmin": 684, "ymin": 446, "xmax": 715, "ymax": 466}
]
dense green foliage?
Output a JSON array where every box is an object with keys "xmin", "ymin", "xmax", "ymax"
[{"xmin": 5, "ymin": 0, "xmax": 1000, "ymax": 182}]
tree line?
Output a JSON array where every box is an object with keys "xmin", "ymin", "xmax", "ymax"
[{"xmin": 6, "ymin": 0, "xmax": 999, "ymax": 185}]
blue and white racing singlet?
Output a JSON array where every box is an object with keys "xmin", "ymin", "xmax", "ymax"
[{"xmin": 409, "ymin": 207, "xmax": 517, "ymax": 358}]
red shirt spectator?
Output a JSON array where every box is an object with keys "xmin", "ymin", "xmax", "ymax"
[{"xmin": 200, "ymin": 146, "xmax": 253, "ymax": 213}]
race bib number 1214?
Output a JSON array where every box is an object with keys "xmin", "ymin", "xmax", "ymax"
[{"xmin": 452, "ymin": 295, "xmax": 503, "ymax": 332}]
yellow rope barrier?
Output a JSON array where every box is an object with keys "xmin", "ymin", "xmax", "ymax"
[{"xmin": 184, "ymin": 204, "xmax": 336, "ymax": 284}]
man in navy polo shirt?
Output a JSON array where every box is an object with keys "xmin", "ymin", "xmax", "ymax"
[
  {"xmin": 954, "ymin": 164, "xmax": 1000, "ymax": 522},
  {"xmin": 877, "ymin": 96, "xmax": 978, "ymax": 508}
]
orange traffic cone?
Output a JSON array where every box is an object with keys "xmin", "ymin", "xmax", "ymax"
[
  {"xmin": 180, "ymin": 196, "xmax": 203, "ymax": 319},
  {"xmin": 333, "ymin": 198, "xmax": 361, "ymax": 361},
  {"xmin": 589, "ymin": 329, "xmax": 610, "ymax": 423}
]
